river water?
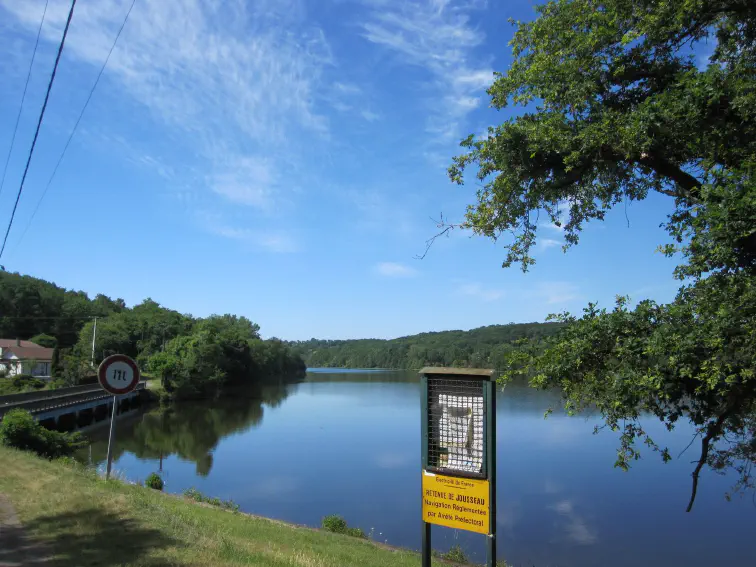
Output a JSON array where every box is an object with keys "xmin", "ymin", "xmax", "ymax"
[{"xmin": 81, "ymin": 369, "xmax": 755, "ymax": 566}]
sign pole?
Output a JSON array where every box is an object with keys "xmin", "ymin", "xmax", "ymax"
[
  {"xmin": 420, "ymin": 373, "xmax": 431, "ymax": 567},
  {"xmin": 486, "ymin": 378, "xmax": 497, "ymax": 567},
  {"xmin": 105, "ymin": 395, "xmax": 117, "ymax": 480},
  {"xmin": 419, "ymin": 368, "xmax": 496, "ymax": 565},
  {"xmin": 98, "ymin": 354, "xmax": 141, "ymax": 480}
]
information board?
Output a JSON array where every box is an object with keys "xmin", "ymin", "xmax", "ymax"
[{"xmin": 421, "ymin": 470, "xmax": 490, "ymax": 535}]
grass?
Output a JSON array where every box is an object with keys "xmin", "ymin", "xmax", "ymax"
[
  {"xmin": 0, "ymin": 446, "xmax": 476, "ymax": 567},
  {"xmin": 183, "ymin": 487, "xmax": 239, "ymax": 512}
]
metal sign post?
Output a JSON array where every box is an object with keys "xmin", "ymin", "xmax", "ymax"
[
  {"xmin": 420, "ymin": 367, "xmax": 496, "ymax": 567},
  {"xmin": 97, "ymin": 354, "xmax": 140, "ymax": 480}
]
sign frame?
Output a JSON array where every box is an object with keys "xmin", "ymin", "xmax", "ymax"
[
  {"xmin": 420, "ymin": 367, "xmax": 496, "ymax": 567},
  {"xmin": 97, "ymin": 353, "xmax": 141, "ymax": 480},
  {"xmin": 98, "ymin": 354, "xmax": 140, "ymax": 395}
]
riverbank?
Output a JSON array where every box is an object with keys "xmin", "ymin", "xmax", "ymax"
[{"xmin": 0, "ymin": 446, "xmax": 482, "ymax": 567}]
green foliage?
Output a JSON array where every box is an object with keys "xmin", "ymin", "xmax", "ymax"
[
  {"xmin": 183, "ymin": 487, "xmax": 239, "ymax": 511},
  {"xmin": 0, "ymin": 375, "xmax": 47, "ymax": 395},
  {"xmin": 289, "ymin": 323, "xmax": 563, "ymax": 369},
  {"xmin": 28, "ymin": 333, "xmax": 56, "ymax": 348},
  {"xmin": 0, "ymin": 271, "xmax": 125, "ymax": 348},
  {"xmin": 149, "ymin": 318, "xmax": 304, "ymax": 400},
  {"xmin": 442, "ymin": 544, "xmax": 467, "ymax": 564},
  {"xmin": 454, "ymin": 0, "xmax": 756, "ymax": 509},
  {"xmin": 0, "ymin": 409, "xmax": 83, "ymax": 459},
  {"xmin": 144, "ymin": 472, "xmax": 164, "ymax": 491},
  {"xmin": 0, "ymin": 270, "xmax": 305, "ymax": 399},
  {"xmin": 321, "ymin": 515, "xmax": 367, "ymax": 539}
]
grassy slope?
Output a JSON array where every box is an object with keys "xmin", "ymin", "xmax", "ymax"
[{"xmin": 0, "ymin": 446, "xmax": 446, "ymax": 567}]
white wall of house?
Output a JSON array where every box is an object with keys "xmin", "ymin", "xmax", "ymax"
[{"xmin": 0, "ymin": 354, "xmax": 51, "ymax": 378}]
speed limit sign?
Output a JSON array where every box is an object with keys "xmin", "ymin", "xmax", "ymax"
[{"xmin": 98, "ymin": 354, "xmax": 140, "ymax": 395}]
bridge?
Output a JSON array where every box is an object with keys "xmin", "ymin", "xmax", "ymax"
[{"xmin": 0, "ymin": 382, "xmax": 147, "ymax": 431}]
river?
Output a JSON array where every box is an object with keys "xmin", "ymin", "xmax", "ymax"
[{"xmin": 80, "ymin": 369, "xmax": 755, "ymax": 566}]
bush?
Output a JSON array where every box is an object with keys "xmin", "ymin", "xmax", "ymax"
[
  {"xmin": 443, "ymin": 545, "xmax": 468, "ymax": 564},
  {"xmin": 321, "ymin": 515, "xmax": 367, "ymax": 539},
  {"xmin": 11, "ymin": 375, "xmax": 46, "ymax": 390},
  {"xmin": 0, "ymin": 409, "xmax": 83, "ymax": 459},
  {"xmin": 145, "ymin": 472, "xmax": 164, "ymax": 491}
]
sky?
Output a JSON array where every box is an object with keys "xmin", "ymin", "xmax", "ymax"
[{"xmin": 0, "ymin": 0, "xmax": 685, "ymax": 340}]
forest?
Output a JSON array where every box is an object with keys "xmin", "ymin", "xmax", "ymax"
[
  {"xmin": 288, "ymin": 322, "xmax": 563, "ymax": 370},
  {"xmin": 0, "ymin": 271, "xmax": 305, "ymax": 398}
]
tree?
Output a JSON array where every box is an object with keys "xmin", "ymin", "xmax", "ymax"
[
  {"xmin": 448, "ymin": 0, "xmax": 755, "ymax": 510},
  {"xmin": 28, "ymin": 333, "xmax": 56, "ymax": 348}
]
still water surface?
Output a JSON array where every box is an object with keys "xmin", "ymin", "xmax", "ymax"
[{"xmin": 83, "ymin": 369, "xmax": 755, "ymax": 566}]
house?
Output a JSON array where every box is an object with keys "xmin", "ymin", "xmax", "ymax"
[{"xmin": 0, "ymin": 339, "xmax": 53, "ymax": 378}]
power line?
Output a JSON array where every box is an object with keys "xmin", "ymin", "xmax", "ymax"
[
  {"xmin": 0, "ymin": 0, "xmax": 50, "ymax": 202},
  {"xmin": 0, "ymin": 0, "xmax": 78, "ymax": 260},
  {"xmin": 12, "ymin": 0, "xmax": 138, "ymax": 254}
]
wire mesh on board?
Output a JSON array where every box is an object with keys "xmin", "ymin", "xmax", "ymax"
[{"xmin": 427, "ymin": 377, "xmax": 485, "ymax": 476}]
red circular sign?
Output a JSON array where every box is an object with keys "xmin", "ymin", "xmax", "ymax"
[{"xmin": 98, "ymin": 354, "xmax": 140, "ymax": 395}]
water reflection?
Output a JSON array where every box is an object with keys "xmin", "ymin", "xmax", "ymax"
[
  {"xmin": 79, "ymin": 370, "xmax": 756, "ymax": 567},
  {"xmin": 86, "ymin": 381, "xmax": 292, "ymax": 476}
]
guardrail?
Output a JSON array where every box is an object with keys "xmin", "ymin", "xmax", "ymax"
[
  {"xmin": 0, "ymin": 382, "xmax": 146, "ymax": 418},
  {"xmin": 0, "ymin": 383, "xmax": 103, "ymax": 406}
]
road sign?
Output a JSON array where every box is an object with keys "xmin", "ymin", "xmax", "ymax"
[
  {"xmin": 422, "ymin": 471, "xmax": 490, "ymax": 534},
  {"xmin": 98, "ymin": 354, "xmax": 140, "ymax": 395},
  {"xmin": 419, "ymin": 367, "xmax": 496, "ymax": 567}
]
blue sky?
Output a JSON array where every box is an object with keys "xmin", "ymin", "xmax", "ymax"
[{"xmin": 0, "ymin": 0, "xmax": 683, "ymax": 340}]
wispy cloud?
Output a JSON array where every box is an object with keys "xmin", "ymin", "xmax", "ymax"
[
  {"xmin": 349, "ymin": 190, "xmax": 418, "ymax": 237},
  {"xmin": 374, "ymin": 262, "xmax": 418, "ymax": 277},
  {"xmin": 1, "ymin": 0, "xmax": 331, "ymax": 219},
  {"xmin": 198, "ymin": 212, "xmax": 298, "ymax": 253},
  {"xmin": 333, "ymin": 81, "xmax": 362, "ymax": 95},
  {"xmin": 540, "ymin": 238, "xmax": 562, "ymax": 250},
  {"xmin": 458, "ymin": 282, "xmax": 504, "ymax": 301},
  {"xmin": 361, "ymin": 0, "xmax": 492, "ymax": 144},
  {"xmin": 532, "ymin": 282, "xmax": 581, "ymax": 305},
  {"xmin": 361, "ymin": 109, "xmax": 381, "ymax": 122}
]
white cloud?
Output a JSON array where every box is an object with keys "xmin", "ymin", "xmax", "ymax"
[
  {"xmin": 361, "ymin": 109, "xmax": 381, "ymax": 122},
  {"xmin": 540, "ymin": 238, "xmax": 562, "ymax": 250},
  {"xmin": 198, "ymin": 212, "xmax": 298, "ymax": 253},
  {"xmin": 208, "ymin": 156, "xmax": 276, "ymax": 209},
  {"xmin": 532, "ymin": 282, "xmax": 581, "ymax": 305},
  {"xmin": 458, "ymin": 282, "xmax": 504, "ymax": 301},
  {"xmin": 361, "ymin": 0, "xmax": 492, "ymax": 144},
  {"xmin": 333, "ymin": 81, "xmax": 362, "ymax": 95},
  {"xmin": 0, "ymin": 0, "xmax": 331, "ymax": 213},
  {"xmin": 374, "ymin": 262, "xmax": 418, "ymax": 277}
]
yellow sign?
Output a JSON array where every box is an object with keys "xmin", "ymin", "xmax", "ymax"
[{"xmin": 421, "ymin": 471, "xmax": 489, "ymax": 534}]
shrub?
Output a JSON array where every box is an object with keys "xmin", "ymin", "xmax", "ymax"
[
  {"xmin": 321, "ymin": 515, "xmax": 367, "ymax": 539},
  {"xmin": 11, "ymin": 375, "xmax": 46, "ymax": 390},
  {"xmin": 443, "ymin": 545, "xmax": 468, "ymax": 564},
  {"xmin": 0, "ymin": 409, "xmax": 83, "ymax": 459},
  {"xmin": 145, "ymin": 472, "xmax": 164, "ymax": 490}
]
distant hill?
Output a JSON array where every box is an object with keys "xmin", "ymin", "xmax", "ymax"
[{"xmin": 287, "ymin": 322, "xmax": 564, "ymax": 370}]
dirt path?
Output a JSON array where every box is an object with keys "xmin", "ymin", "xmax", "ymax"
[{"xmin": 0, "ymin": 495, "xmax": 51, "ymax": 566}]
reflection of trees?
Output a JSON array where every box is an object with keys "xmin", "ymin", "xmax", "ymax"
[{"xmin": 88, "ymin": 382, "xmax": 292, "ymax": 475}]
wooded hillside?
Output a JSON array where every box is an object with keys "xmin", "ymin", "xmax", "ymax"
[{"xmin": 288, "ymin": 322, "xmax": 563, "ymax": 369}]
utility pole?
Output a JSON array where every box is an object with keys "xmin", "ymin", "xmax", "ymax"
[{"xmin": 90, "ymin": 317, "xmax": 97, "ymax": 368}]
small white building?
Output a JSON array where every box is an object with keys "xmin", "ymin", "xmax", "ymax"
[{"xmin": 0, "ymin": 339, "xmax": 53, "ymax": 378}]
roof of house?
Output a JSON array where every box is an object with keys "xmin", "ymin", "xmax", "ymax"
[
  {"xmin": 1, "ymin": 346, "xmax": 54, "ymax": 361},
  {"xmin": 0, "ymin": 339, "xmax": 47, "ymax": 349}
]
